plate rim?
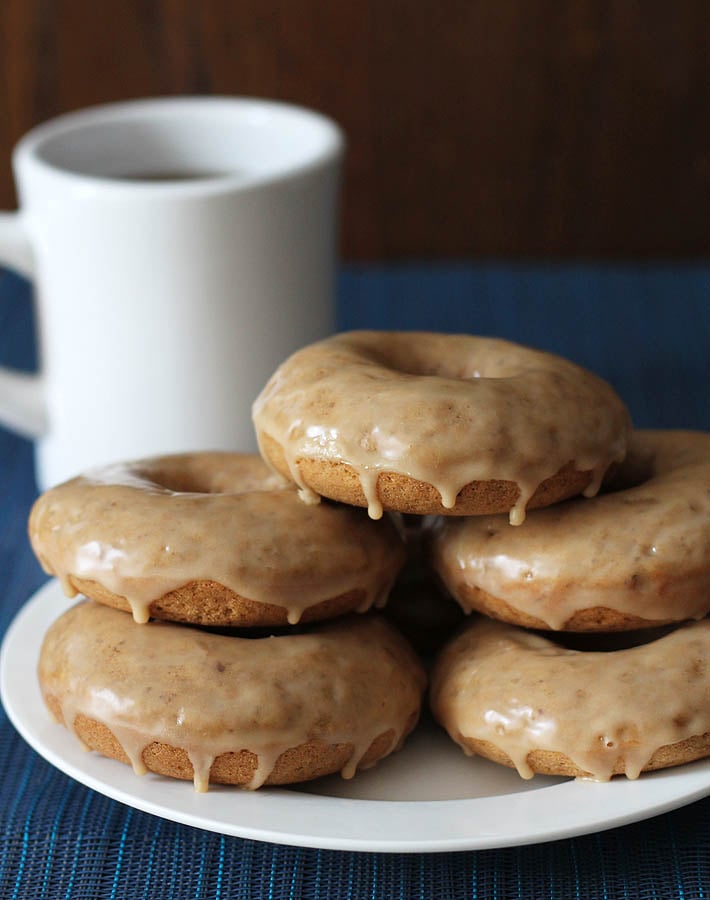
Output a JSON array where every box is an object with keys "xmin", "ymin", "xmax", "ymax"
[{"xmin": 2, "ymin": 580, "xmax": 709, "ymax": 853}]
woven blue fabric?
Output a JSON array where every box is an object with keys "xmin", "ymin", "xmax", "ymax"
[{"xmin": 0, "ymin": 266, "xmax": 708, "ymax": 899}]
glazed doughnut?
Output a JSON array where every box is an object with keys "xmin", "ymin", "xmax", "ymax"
[
  {"xmin": 430, "ymin": 615, "xmax": 710, "ymax": 780},
  {"xmin": 252, "ymin": 331, "xmax": 630, "ymax": 524},
  {"xmin": 429, "ymin": 431, "xmax": 710, "ymax": 631},
  {"xmin": 39, "ymin": 602, "xmax": 426, "ymax": 791},
  {"xmin": 29, "ymin": 452, "xmax": 405, "ymax": 626}
]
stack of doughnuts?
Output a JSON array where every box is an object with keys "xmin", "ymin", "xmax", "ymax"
[
  {"xmin": 30, "ymin": 330, "xmax": 710, "ymax": 789},
  {"xmin": 427, "ymin": 430, "xmax": 710, "ymax": 779},
  {"xmin": 32, "ymin": 452, "xmax": 426, "ymax": 790},
  {"xmin": 253, "ymin": 331, "xmax": 709, "ymax": 781}
]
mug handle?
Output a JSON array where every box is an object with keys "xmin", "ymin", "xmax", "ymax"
[{"xmin": 0, "ymin": 212, "xmax": 46, "ymax": 438}]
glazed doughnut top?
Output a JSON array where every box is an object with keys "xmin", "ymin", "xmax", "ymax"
[
  {"xmin": 29, "ymin": 453, "xmax": 404, "ymax": 624},
  {"xmin": 431, "ymin": 616, "xmax": 710, "ymax": 781},
  {"xmin": 252, "ymin": 331, "xmax": 630, "ymax": 523},
  {"xmin": 40, "ymin": 602, "xmax": 426, "ymax": 791}
]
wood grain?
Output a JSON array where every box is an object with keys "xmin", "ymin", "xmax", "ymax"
[{"xmin": 1, "ymin": 0, "xmax": 710, "ymax": 258}]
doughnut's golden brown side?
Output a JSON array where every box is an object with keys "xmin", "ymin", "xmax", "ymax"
[
  {"xmin": 67, "ymin": 576, "xmax": 370, "ymax": 627},
  {"xmin": 260, "ymin": 433, "xmax": 593, "ymax": 517},
  {"xmin": 452, "ymin": 583, "xmax": 679, "ymax": 633},
  {"xmin": 43, "ymin": 698, "xmax": 407, "ymax": 787},
  {"xmin": 454, "ymin": 733, "xmax": 710, "ymax": 779}
]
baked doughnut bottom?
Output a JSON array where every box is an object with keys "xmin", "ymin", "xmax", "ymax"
[
  {"xmin": 260, "ymin": 432, "xmax": 594, "ymax": 518},
  {"xmin": 454, "ymin": 733, "xmax": 710, "ymax": 780},
  {"xmin": 451, "ymin": 583, "xmax": 683, "ymax": 633},
  {"xmin": 43, "ymin": 697, "xmax": 408, "ymax": 787},
  {"xmin": 66, "ymin": 575, "xmax": 372, "ymax": 628}
]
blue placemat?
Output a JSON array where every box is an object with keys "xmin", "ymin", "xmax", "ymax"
[{"xmin": 0, "ymin": 265, "xmax": 708, "ymax": 899}]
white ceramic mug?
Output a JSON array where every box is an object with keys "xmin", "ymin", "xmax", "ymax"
[{"xmin": 0, "ymin": 96, "xmax": 343, "ymax": 489}]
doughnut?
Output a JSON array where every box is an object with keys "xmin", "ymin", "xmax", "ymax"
[
  {"xmin": 429, "ymin": 430, "xmax": 710, "ymax": 631},
  {"xmin": 29, "ymin": 452, "xmax": 406, "ymax": 626},
  {"xmin": 38, "ymin": 601, "xmax": 426, "ymax": 791},
  {"xmin": 430, "ymin": 615, "xmax": 710, "ymax": 780},
  {"xmin": 252, "ymin": 331, "xmax": 630, "ymax": 524}
]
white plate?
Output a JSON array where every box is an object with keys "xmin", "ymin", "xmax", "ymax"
[{"xmin": 2, "ymin": 580, "xmax": 709, "ymax": 853}]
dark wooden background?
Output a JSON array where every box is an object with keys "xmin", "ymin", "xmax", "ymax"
[{"xmin": 2, "ymin": 0, "xmax": 710, "ymax": 260}]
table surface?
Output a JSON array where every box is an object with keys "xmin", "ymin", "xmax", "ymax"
[{"xmin": 0, "ymin": 264, "xmax": 708, "ymax": 899}]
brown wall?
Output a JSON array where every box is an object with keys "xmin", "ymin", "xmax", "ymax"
[{"xmin": 2, "ymin": 1, "xmax": 710, "ymax": 260}]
